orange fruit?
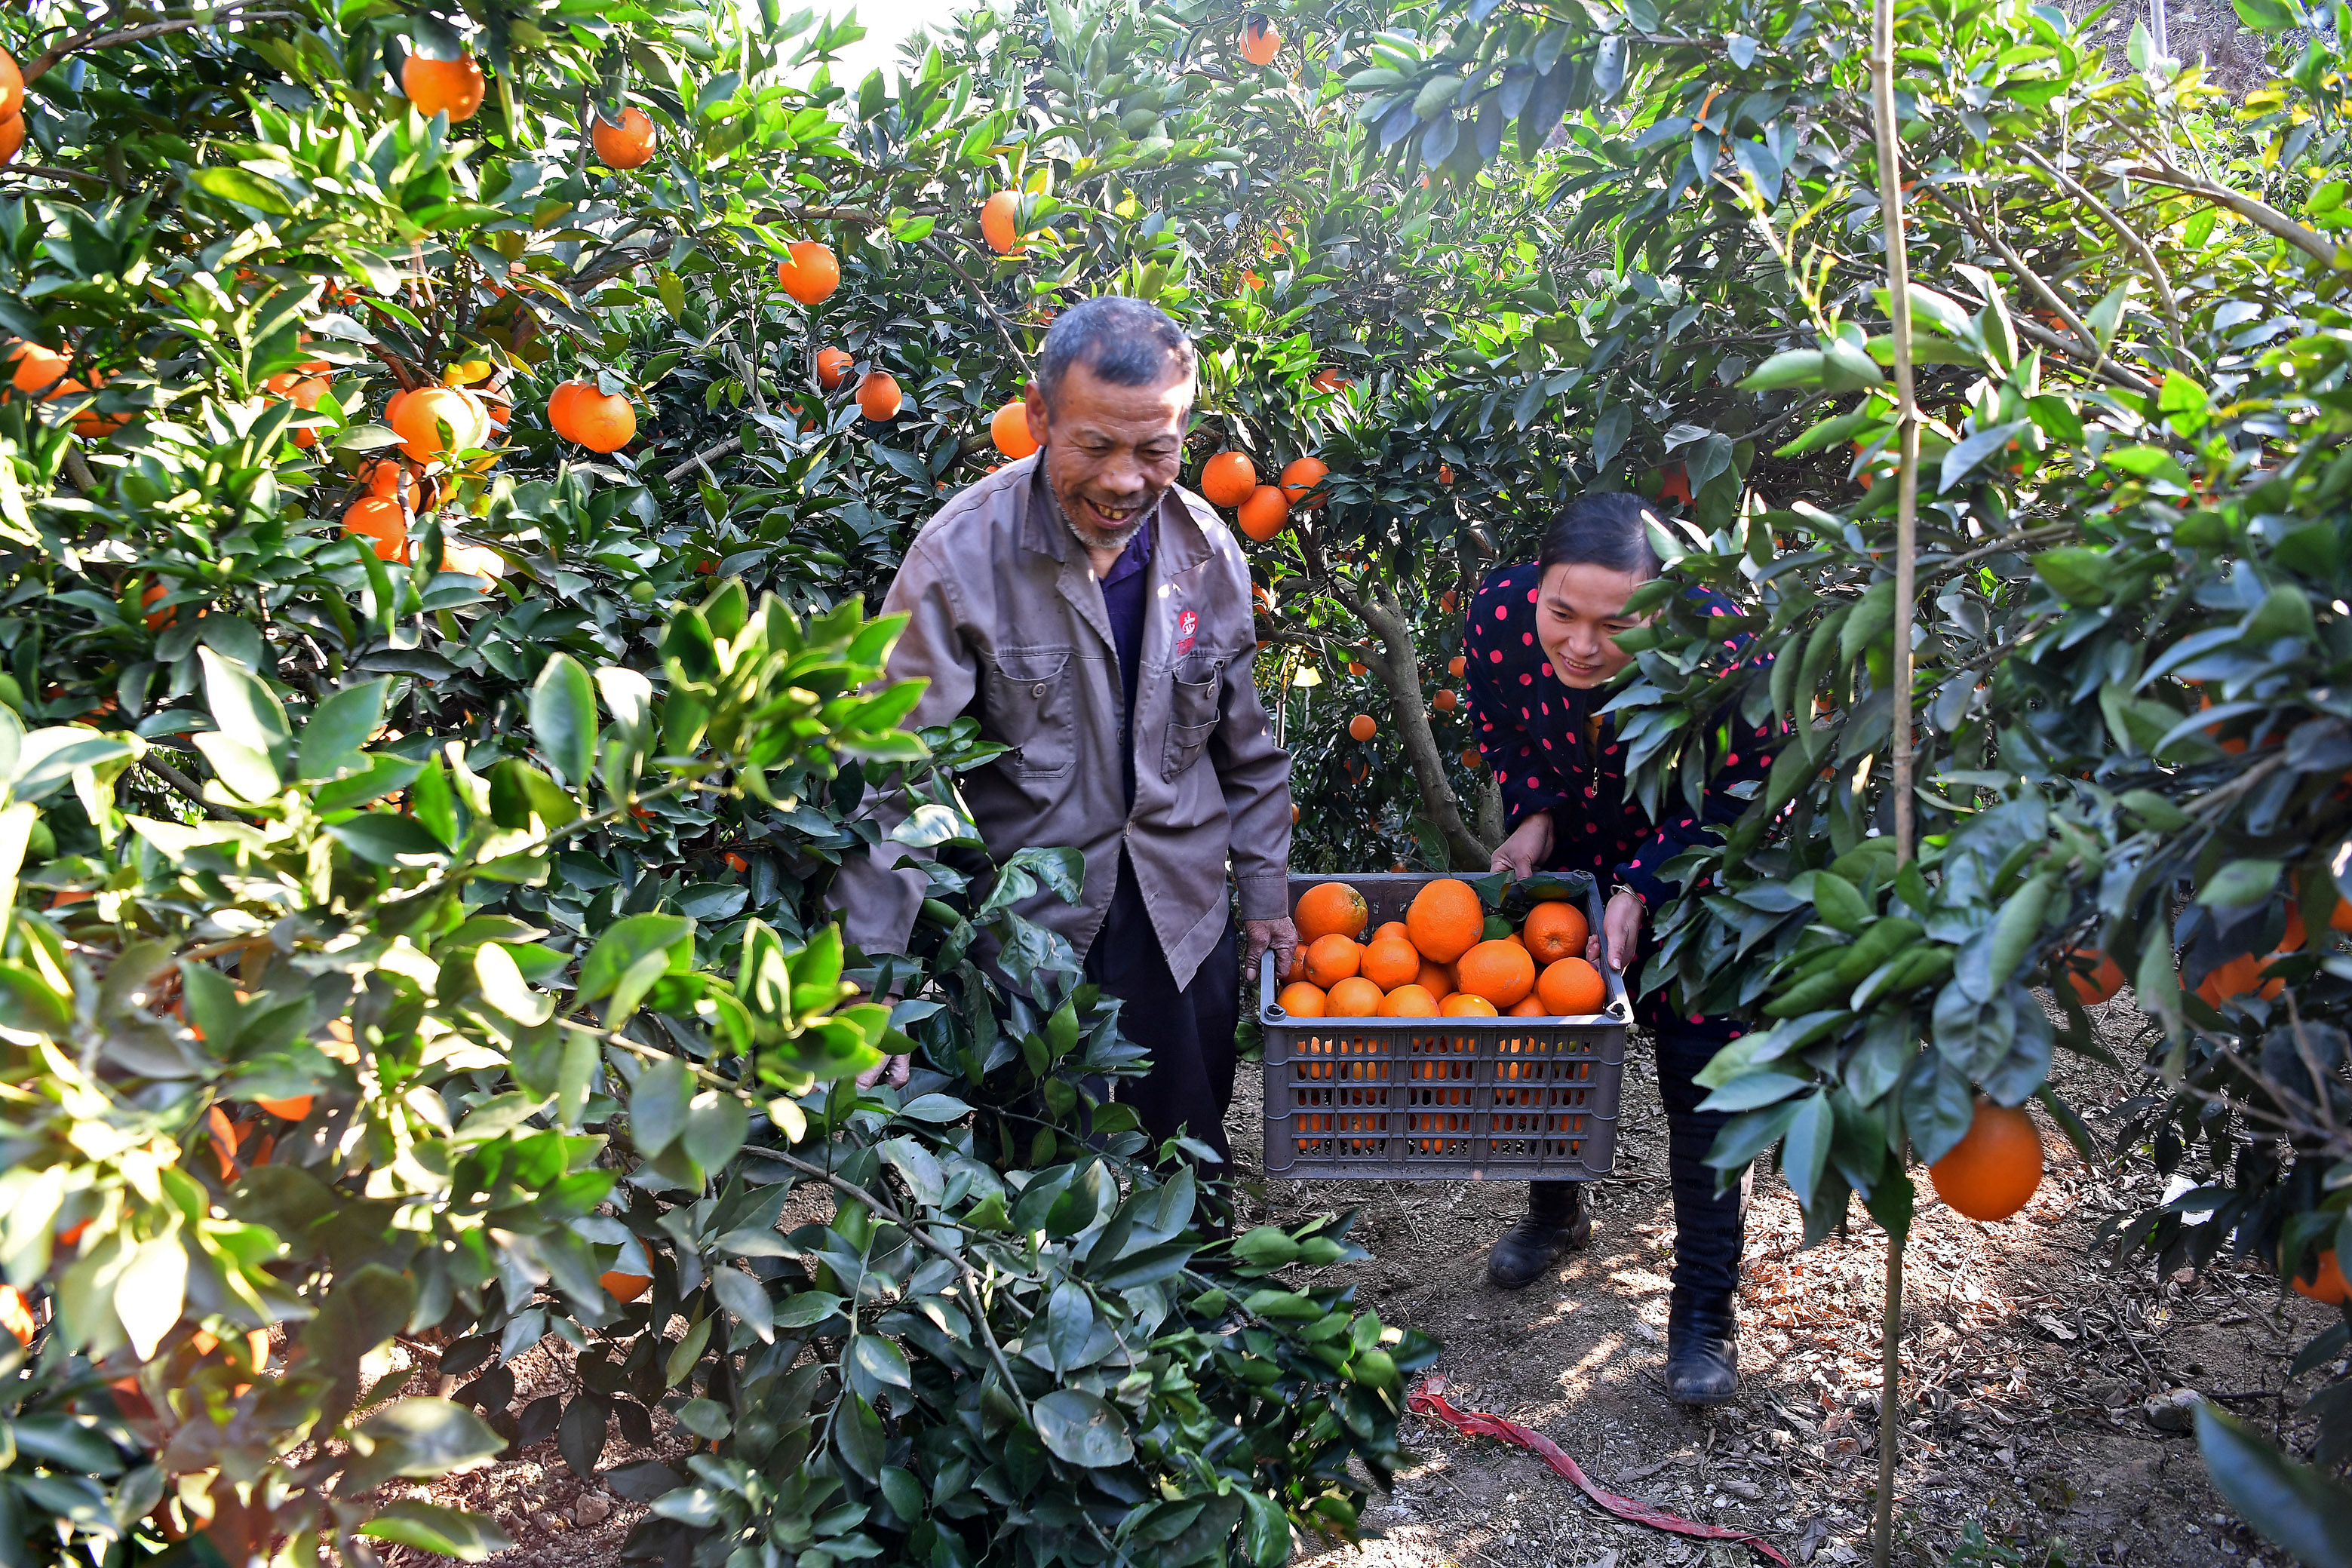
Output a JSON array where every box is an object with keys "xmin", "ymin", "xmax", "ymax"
[
  {"xmin": 1372, "ymin": 920, "xmax": 1410, "ymax": 944},
  {"xmin": 1449, "ymin": 655, "xmax": 1466, "ymax": 677},
  {"xmin": 1237, "ymin": 485, "xmax": 1290, "ymax": 542},
  {"xmin": 1439, "ymin": 463, "xmax": 1456, "ymax": 485},
  {"xmin": 364, "ymin": 459, "xmax": 416, "ymax": 507},
  {"xmin": 0, "ymin": 48, "xmax": 20, "ymax": 120},
  {"xmin": 2292, "ymin": 1249, "xmax": 2350, "ymax": 1305},
  {"xmin": 342, "ymin": 496, "xmax": 410, "ymax": 562},
  {"xmin": 980, "ymin": 190, "xmax": 1022, "ymax": 255},
  {"xmin": 1417, "ymin": 957, "xmax": 1456, "ymax": 996},
  {"xmin": 255, "ymin": 1094, "xmax": 313, "ymax": 1121},
  {"xmin": 990, "ymin": 400, "xmax": 1037, "ymax": 459},
  {"xmin": 1406, "ymin": 878, "xmax": 1484, "ymax": 963},
  {"xmin": 402, "ymin": 54, "xmax": 486, "ymax": 123},
  {"xmin": 441, "ymin": 544, "xmax": 505, "ymax": 591},
  {"xmin": 391, "ymin": 384, "xmax": 487, "ymax": 462},
  {"xmin": 1432, "ymin": 689, "xmax": 1457, "ymax": 712},
  {"xmin": 2, "ymin": 1284, "xmax": 35, "ymax": 1347},
  {"xmin": 1361, "ymin": 936, "xmax": 1420, "ymax": 992},
  {"xmin": 591, "ymin": 106, "xmax": 658, "ymax": 168},
  {"xmin": 1378, "ymin": 984, "xmax": 1438, "ymax": 1017},
  {"xmin": 1462, "ymin": 747, "xmax": 1482, "ymax": 768},
  {"xmin": 816, "ymin": 347, "xmax": 854, "ymax": 391},
  {"xmin": 1310, "ymin": 367, "xmax": 1350, "ymax": 394},
  {"xmin": 2196, "ymin": 952, "xmax": 2283, "ymax": 1008},
  {"xmin": 1240, "ymin": 16, "xmax": 1282, "ymax": 64},
  {"xmin": 856, "ymin": 372, "xmax": 901, "ymax": 421},
  {"xmin": 1457, "ymin": 939, "xmax": 1537, "ymax": 1008},
  {"xmin": 1294, "ymin": 882, "xmax": 1368, "ymax": 943},
  {"xmin": 777, "ymin": 241, "xmax": 840, "ymax": 305},
  {"xmin": 2060, "ymin": 950, "xmax": 2124, "ymax": 1006},
  {"xmin": 1536, "ymin": 956, "xmax": 1605, "ymax": 1016},
  {"xmin": 1522, "ymin": 901, "xmax": 1590, "ymax": 964},
  {"xmin": 141, "ymin": 583, "xmax": 174, "ymax": 631},
  {"xmin": 7, "ymin": 340, "xmax": 68, "ymax": 395},
  {"xmin": 548, "ymin": 382, "xmax": 634, "ymax": 453},
  {"xmin": 1349, "ymin": 713, "xmax": 1377, "ymax": 742},
  {"xmin": 1927, "ymin": 1100, "xmax": 2043, "ymax": 1222},
  {"xmin": 1279, "ymin": 456, "xmax": 1329, "ymax": 508},
  {"xmin": 1303, "ymin": 934, "xmax": 1364, "ymax": 988},
  {"xmin": 1325, "ymin": 977, "xmax": 1383, "ymax": 1016},
  {"xmin": 1201, "ymin": 450, "xmax": 1257, "ymax": 507},
  {"xmin": 1276, "ymin": 981, "xmax": 1328, "ymax": 1017},
  {"xmin": 1440, "ymin": 993, "xmax": 1498, "ymax": 1017},
  {"xmin": 1506, "ymin": 994, "xmax": 1548, "ymax": 1017},
  {"xmin": 600, "ymin": 1271, "xmax": 654, "ymax": 1303},
  {"xmin": 1656, "ymin": 463, "xmax": 1693, "ymax": 505}
]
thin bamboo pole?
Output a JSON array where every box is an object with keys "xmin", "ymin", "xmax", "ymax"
[{"xmin": 1868, "ymin": 0, "xmax": 1921, "ymax": 1562}]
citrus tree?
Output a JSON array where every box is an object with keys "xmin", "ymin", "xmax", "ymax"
[{"xmin": 0, "ymin": 2, "xmax": 1451, "ymax": 1564}]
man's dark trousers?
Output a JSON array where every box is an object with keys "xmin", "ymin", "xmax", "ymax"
[
  {"xmin": 1531, "ymin": 1019, "xmax": 1750, "ymax": 1299},
  {"xmin": 1084, "ymin": 849, "xmax": 1239, "ymax": 1170}
]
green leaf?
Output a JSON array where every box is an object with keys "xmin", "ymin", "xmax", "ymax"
[
  {"xmin": 187, "ymin": 166, "xmax": 296, "ymax": 216},
  {"xmin": 2192, "ymin": 1402, "xmax": 2352, "ymax": 1566},
  {"xmin": 299, "ymin": 678, "xmax": 389, "ymax": 783},
  {"xmin": 343, "ymin": 1399, "xmax": 506, "ymax": 1493},
  {"xmin": 530, "ymin": 653, "xmax": 598, "ymax": 789},
  {"xmin": 198, "ymin": 648, "xmax": 292, "ymax": 775},
  {"xmin": 579, "ymin": 914, "xmax": 694, "ymax": 1002},
  {"xmin": 1738, "ymin": 348, "xmax": 1828, "ymax": 391},
  {"xmin": 631, "ymin": 1056, "xmax": 692, "ymax": 1158},
  {"xmin": 360, "ymin": 1502, "xmax": 513, "ymax": 1562},
  {"xmin": 1033, "ymin": 1388, "xmax": 1133, "ymax": 1468},
  {"xmin": 683, "ymin": 1090, "xmax": 748, "ymax": 1171},
  {"xmin": 327, "ymin": 814, "xmax": 450, "ymax": 865},
  {"xmin": 2198, "ymin": 860, "xmax": 2284, "ymax": 907},
  {"xmin": 474, "ymin": 944, "xmax": 553, "ymax": 1026},
  {"xmin": 115, "ymin": 1234, "xmax": 188, "ymax": 1359},
  {"xmin": 835, "ymin": 1389, "xmax": 886, "ymax": 1482},
  {"xmin": 1811, "ymin": 872, "xmax": 1868, "ymax": 935},
  {"xmin": 1779, "ymin": 1092, "xmax": 1834, "ymax": 1212}
]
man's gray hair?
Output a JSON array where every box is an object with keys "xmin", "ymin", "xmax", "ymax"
[{"xmin": 1037, "ymin": 296, "xmax": 1196, "ymax": 407}]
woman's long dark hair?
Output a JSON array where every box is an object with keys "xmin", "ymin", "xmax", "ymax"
[{"xmin": 1537, "ymin": 492, "xmax": 1663, "ymax": 578}]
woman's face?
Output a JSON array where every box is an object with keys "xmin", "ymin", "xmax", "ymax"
[{"xmin": 1535, "ymin": 561, "xmax": 1652, "ymax": 689}]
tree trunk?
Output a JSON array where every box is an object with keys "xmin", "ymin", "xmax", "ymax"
[{"xmin": 1337, "ymin": 578, "xmax": 1492, "ymax": 870}]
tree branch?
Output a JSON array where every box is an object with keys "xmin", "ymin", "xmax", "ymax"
[
  {"xmin": 661, "ymin": 437, "xmax": 742, "ymax": 485},
  {"xmin": 25, "ymin": 8, "xmax": 299, "ymax": 83},
  {"xmin": 2123, "ymin": 161, "xmax": 2342, "ymax": 270},
  {"xmin": 139, "ymin": 755, "xmax": 241, "ymax": 821},
  {"xmin": 2019, "ymin": 150, "xmax": 2187, "ymax": 361}
]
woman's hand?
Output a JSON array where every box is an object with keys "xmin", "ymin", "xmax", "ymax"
[
  {"xmin": 1586, "ymin": 888, "xmax": 1647, "ymax": 972},
  {"xmin": 1491, "ymin": 814, "xmax": 1555, "ymax": 882}
]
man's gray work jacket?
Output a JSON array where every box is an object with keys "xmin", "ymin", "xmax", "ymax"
[{"xmin": 836, "ymin": 454, "xmax": 1294, "ymax": 990}]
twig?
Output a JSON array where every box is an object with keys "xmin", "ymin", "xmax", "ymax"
[
  {"xmin": 25, "ymin": 8, "xmax": 301, "ymax": 82},
  {"xmin": 2123, "ymin": 161, "xmax": 2341, "ymax": 270},
  {"xmin": 2019, "ymin": 150, "xmax": 2187, "ymax": 359},
  {"xmin": 140, "ymin": 755, "xmax": 241, "ymax": 821},
  {"xmin": 660, "ymin": 437, "xmax": 742, "ymax": 484},
  {"xmin": 10, "ymin": 164, "xmax": 109, "ymax": 188}
]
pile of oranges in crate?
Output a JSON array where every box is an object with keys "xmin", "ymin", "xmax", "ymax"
[{"xmin": 1276, "ymin": 877, "xmax": 1610, "ymax": 1019}]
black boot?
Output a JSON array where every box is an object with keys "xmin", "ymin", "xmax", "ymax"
[
  {"xmin": 1486, "ymin": 1182, "xmax": 1592, "ymax": 1290},
  {"xmin": 1664, "ymin": 1286, "xmax": 1739, "ymax": 1404}
]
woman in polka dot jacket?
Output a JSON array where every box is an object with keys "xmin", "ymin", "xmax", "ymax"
[{"xmin": 1465, "ymin": 491, "xmax": 1779, "ymax": 1407}]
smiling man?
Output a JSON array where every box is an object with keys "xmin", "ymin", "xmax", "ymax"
[{"xmin": 836, "ymin": 296, "xmax": 1297, "ymax": 1178}]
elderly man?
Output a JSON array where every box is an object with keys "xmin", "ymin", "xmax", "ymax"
[{"xmin": 837, "ymin": 296, "xmax": 1297, "ymax": 1172}]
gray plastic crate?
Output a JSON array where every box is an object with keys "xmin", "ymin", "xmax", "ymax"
[{"xmin": 1259, "ymin": 873, "xmax": 1629, "ymax": 1181}]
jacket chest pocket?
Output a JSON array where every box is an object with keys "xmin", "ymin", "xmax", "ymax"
[
  {"xmin": 985, "ymin": 648, "xmax": 1076, "ymax": 779},
  {"xmin": 1160, "ymin": 654, "xmax": 1225, "ymax": 781}
]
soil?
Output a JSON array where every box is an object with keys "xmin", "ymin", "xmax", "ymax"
[{"xmin": 401, "ymin": 992, "xmax": 2345, "ymax": 1568}]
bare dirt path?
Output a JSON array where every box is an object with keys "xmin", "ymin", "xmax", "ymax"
[{"xmin": 1245, "ymin": 1005, "xmax": 2339, "ymax": 1568}]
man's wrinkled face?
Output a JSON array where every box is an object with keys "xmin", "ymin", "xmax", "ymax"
[
  {"xmin": 1536, "ymin": 560, "xmax": 1653, "ymax": 689},
  {"xmin": 1025, "ymin": 357, "xmax": 1192, "ymax": 553}
]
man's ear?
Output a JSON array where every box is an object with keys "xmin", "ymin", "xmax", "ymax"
[{"xmin": 1023, "ymin": 379, "xmax": 1049, "ymax": 448}]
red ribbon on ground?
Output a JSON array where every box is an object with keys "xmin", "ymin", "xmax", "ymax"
[{"xmin": 1405, "ymin": 1376, "xmax": 1792, "ymax": 1568}]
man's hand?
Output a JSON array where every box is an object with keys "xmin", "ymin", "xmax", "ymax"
[
  {"xmin": 1245, "ymin": 916, "xmax": 1299, "ymax": 987},
  {"xmin": 1491, "ymin": 813, "xmax": 1555, "ymax": 882},
  {"xmin": 1586, "ymin": 888, "xmax": 1647, "ymax": 973}
]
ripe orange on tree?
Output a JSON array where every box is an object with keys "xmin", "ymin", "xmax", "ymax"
[
  {"xmin": 1927, "ymin": 1100, "xmax": 2043, "ymax": 1222},
  {"xmin": 1278, "ymin": 456, "xmax": 1328, "ymax": 508},
  {"xmin": 2, "ymin": 1284, "xmax": 35, "ymax": 1347},
  {"xmin": 2292, "ymin": 1249, "xmax": 2350, "ymax": 1305},
  {"xmin": 255, "ymin": 1094, "xmax": 313, "ymax": 1121},
  {"xmin": 364, "ymin": 458, "xmax": 416, "ymax": 508},
  {"xmin": 548, "ymin": 382, "xmax": 635, "ymax": 452},
  {"xmin": 0, "ymin": 115, "xmax": 23, "ymax": 170},
  {"xmin": 441, "ymin": 544, "xmax": 506, "ymax": 590},
  {"xmin": 266, "ymin": 371, "xmax": 330, "ymax": 446},
  {"xmin": 140, "ymin": 583, "xmax": 174, "ymax": 631},
  {"xmin": 1457, "ymin": 939, "xmax": 1536, "ymax": 1008},
  {"xmin": 1200, "ymin": 450, "xmax": 1256, "ymax": 506},
  {"xmin": 591, "ymin": 106, "xmax": 658, "ymax": 169},
  {"xmin": 1439, "ymin": 463, "xmax": 1455, "ymax": 485},
  {"xmin": 1405, "ymin": 877, "xmax": 1483, "ymax": 963},
  {"xmin": 1361, "ymin": 935, "xmax": 1420, "ymax": 992},
  {"xmin": 1294, "ymin": 881, "xmax": 1367, "ymax": 942},
  {"xmin": 1236, "ymin": 485, "xmax": 1289, "ymax": 542},
  {"xmin": 1523, "ymin": 901, "xmax": 1589, "ymax": 964},
  {"xmin": 402, "ymin": 53, "xmax": 486, "ymax": 123},
  {"xmin": 600, "ymin": 1270, "xmax": 654, "ymax": 1303},
  {"xmin": 1461, "ymin": 746, "xmax": 1482, "ymax": 769},
  {"xmin": 1325, "ymin": 976, "xmax": 1383, "ymax": 1017},
  {"xmin": 391, "ymin": 384, "xmax": 487, "ymax": 462},
  {"xmin": 4, "ymin": 341, "xmax": 64, "ymax": 396},
  {"xmin": 1239, "ymin": 16, "xmax": 1282, "ymax": 64},
  {"xmin": 1536, "ymin": 956, "xmax": 1605, "ymax": 1015},
  {"xmin": 990, "ymin": 400, "xmax": 1037, "ymax": 459},
  {"xmin": 0, "ymin": 48, "xmax": 20, "ymax": 119},
  {"xmin": 1655, "ymin": 463, "xmax": 1693, "ymax": 505},
  {"xmin": 1277, "ymin": 981, "xmax": 1327, "ymax": 1017},
  {"xmin": 1441, "ymin": 993, "xmax": 1498, "ymax": 1017},
  {"xmin": 1303, "ymin": 934, "xmax": 1363, "ymax": 987},
  {"xmin": 816, "ymin": 347, "xmax": 854, "ymax": 391},
  {"xmin": 1348, "ymin": 713, "xmax": 1376, "ymax": 741},
  {"xmin": 1432, "ymin": 689, "xmax": 1457, "ymax": 712},
  {"xmin": 1310, "ymin": 367, "xmax": 1349, "ymax": 394},
  {"xmin": 2060, "ymin": 949, "xmax": 2124, "ymax": 1005},
  {"xmin": 2197, "ymin": 951, "xmax": 2283, "ymax": 1008},
  {"xmin": 856, "ymin": 372, "xmax": 901, "ymax": 421},
  {"xmin": 980, "ymin": 190, "xmax": 1023, "ymax": 255},
  {"xmin": 776, "ymin": 241, "xmax": 840, "ymax": 304},
  {"xmin": 342, "ymin": 496, "xmax": 409, "ymax": 562},
  {"xmin": 1449, "ymin": 655, "xmax": 1466, "ymax": 677},
  {"xmin": 1378, "ymin": 983, "xmax": 1438, "ymax": 1017}
]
